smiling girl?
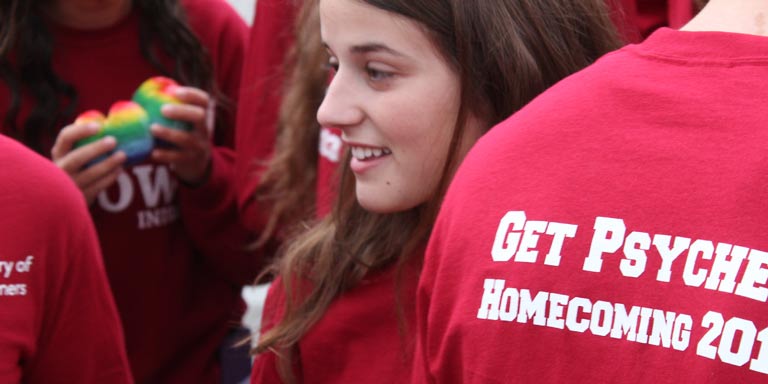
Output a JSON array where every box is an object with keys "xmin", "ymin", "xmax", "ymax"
[{"xmin": 250, "ymin": 0, "xmax": 621, "ymax": 382}]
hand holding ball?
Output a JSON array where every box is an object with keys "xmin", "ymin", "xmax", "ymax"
[{"xmin": 73, "ymin": 77, "xmax": 190, "ymax": 165}]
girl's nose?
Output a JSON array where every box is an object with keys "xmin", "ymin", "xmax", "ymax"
[{"xmin": 316, "ymin": 71, "xmax": 364, "ymax": 129}]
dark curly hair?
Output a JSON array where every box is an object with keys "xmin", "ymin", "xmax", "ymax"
[{"xmin": 0, "ymin": 0, "xmax": 214, "ymax": 154}]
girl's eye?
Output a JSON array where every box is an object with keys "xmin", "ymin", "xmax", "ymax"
[
  {"xmin": 365, "ymin": 65, "xmax": 393, "ymax": 82},
  {"xmin": 325, "ymin": 58, "xmax": 339, "ymax": 73}
]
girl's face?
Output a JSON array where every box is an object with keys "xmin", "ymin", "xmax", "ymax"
[
  {"xmin": 45, "ymin": 0, "xmax": 132, "ymax": 29},
  {"xmin": 318, "ymin": 0, "xmax": 480, "ymax": 213}
]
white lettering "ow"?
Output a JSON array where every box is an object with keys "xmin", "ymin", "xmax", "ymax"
[{"xmin": 97, "ymin": 165, "xmax": 178, "ymax": 213}]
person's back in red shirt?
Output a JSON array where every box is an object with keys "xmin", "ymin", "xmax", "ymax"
[{"xmin": 0, "ymin": 135, "xmax": 132, "ymax": 384}]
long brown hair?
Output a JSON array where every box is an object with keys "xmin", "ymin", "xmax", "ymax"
[
  {"xmin": 253, "ymin": 0, "xmax": 329, "ymax": 247},
  {"xmin": 255, "ymin": 0, "xmax": 622, "ymax": 381},
  {"xmin": 0, "ymin": 0, "xmax": 216, "ymax": 154}
]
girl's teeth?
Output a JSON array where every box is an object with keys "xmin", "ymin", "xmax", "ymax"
[{"xmin": 352, "ymin": 146, "xmax": 390, "ymax": 160}]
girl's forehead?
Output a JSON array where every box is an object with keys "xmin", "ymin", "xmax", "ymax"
[{"xmin": 319, "ymin": 0, "xmax": 436, "ymax": 57}]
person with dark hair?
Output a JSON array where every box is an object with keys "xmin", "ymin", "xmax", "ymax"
[
  {"xmin": 248, "ymin": 0, "xmax": 622, "ymax": 382},
  {"xmin": 414, "ymin": 0, "xmax": 767, "ymax": 382},
  {"xmin": 0, "ymin": 134, "xmax": 132, "ymax": 383},
  {"xmin": 0, "ymin": 0, "xmax": 255, "ymax": 382}
]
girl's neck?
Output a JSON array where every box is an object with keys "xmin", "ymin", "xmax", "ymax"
[
  {"xmin": 44, "ymin": 0, "xmax": 133, "ymax": 30},
  {"xmin": 681, "ymin": 0, "xmax": 768, "ymax": 36}
]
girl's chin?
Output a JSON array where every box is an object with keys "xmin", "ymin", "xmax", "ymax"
[{"xmin": 355, "ymin": 189, "xmax": 420, "ymax": 214}]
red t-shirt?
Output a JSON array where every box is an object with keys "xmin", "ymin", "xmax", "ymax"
[
  {"xmin": 0, "ymin": 1, "xmax": 253, "ymax": 382},
  {"xmin": 415, "ymin": 28, "xmax": 768, "ymax": 383},
  {"xmin": 0, "ymin": 136, "xmax": 132, "ymax": 383}
]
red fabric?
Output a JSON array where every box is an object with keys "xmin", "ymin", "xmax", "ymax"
[
  {"xmin": 251, "ymin": 260, "xmax": 420, "ymax": 383},
  {"xmin": 415, "ymin": 28, "xmax": 768, "ymax": 383},
  {"xmin": 0, "ymin": 136, "xmax": 132, "ymax": 383},
  {"xmin": 612, "ymin": 0, "xmax": 696, "ymax": 43},
  {"xmin": 666, "ymin": 0, "xmax": 695, "ymax": 28},
  {"xmin": 0, "ymin": 1, "xmax": 253, "ymax": 382},
  {"xmin": 235, "ymin": 0, "xmax": 299, "ymax": 233}
]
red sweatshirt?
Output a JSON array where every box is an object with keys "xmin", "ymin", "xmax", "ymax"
[
  {"xmin": 0, "ymin": 135, "xmax": 132, "ymax": 383},
  {"xmin": 0, "ymin": 0, "xmax": 254, "ymax": 382}
]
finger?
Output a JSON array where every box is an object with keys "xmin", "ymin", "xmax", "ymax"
[
  {"xmin": 74, "ymin": 151, "xmax": 127, "ymax": 190},
  {"xmin": 161, "ymin": 103, "xmax": 206, "ymax": 124},
  {"xmin": 150, "ymin": 147, "xmax": 190, "ymax": 165},
  {"xmin": 56, "ymin": 136, "xmax": 118, "ymax": 174},
  {"xmin": 167, "ymin": 87, "xmax": 214, "ymax": 137},
  {"xmin": 151, "ymin": 146, "xmax": 210, "ymax": 185},
  {"xmin": 82, "ymin": 166, "xmax": 124, "ymax": 205},
  {"xmin": 51, "ymin": 122, "xmax": 101, "ymax": 160},
  {"xmin": 151, "ymin": 124, "xmax": 203, "ymax": 150},
  {"xmin": 172, "ymin": 86, "xmax": 210, "ymax": 107}
]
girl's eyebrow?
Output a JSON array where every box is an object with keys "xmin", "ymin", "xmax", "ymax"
[
  {"xmin": 350, "ymin": 43, "xmax": 405, "ymax": 57},
  {"xmin": 322, "ymin": 42, "xmax": 407, "ymax": 58}
]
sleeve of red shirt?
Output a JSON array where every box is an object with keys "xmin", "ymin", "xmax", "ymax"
[
  {"xmin": 177, "ymin": 0, "xmax": 262, "ymax": 285},
  {"xmin": 235, "ymin": 0, "xmax": 299, "ymax": 233}
]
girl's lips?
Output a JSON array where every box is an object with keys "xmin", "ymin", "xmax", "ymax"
[{"xmin": 350, "ymin": 154, "xmax": 389, "ymax": 174}]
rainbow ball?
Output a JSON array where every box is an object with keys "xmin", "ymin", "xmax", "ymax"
[
  {"xmin": 132, "ymin": 76, "xmax": 192, "ymax": 147},
  {"xmin": 74, "ymin": 101, "xmax": 153, "ymax": 166}
]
